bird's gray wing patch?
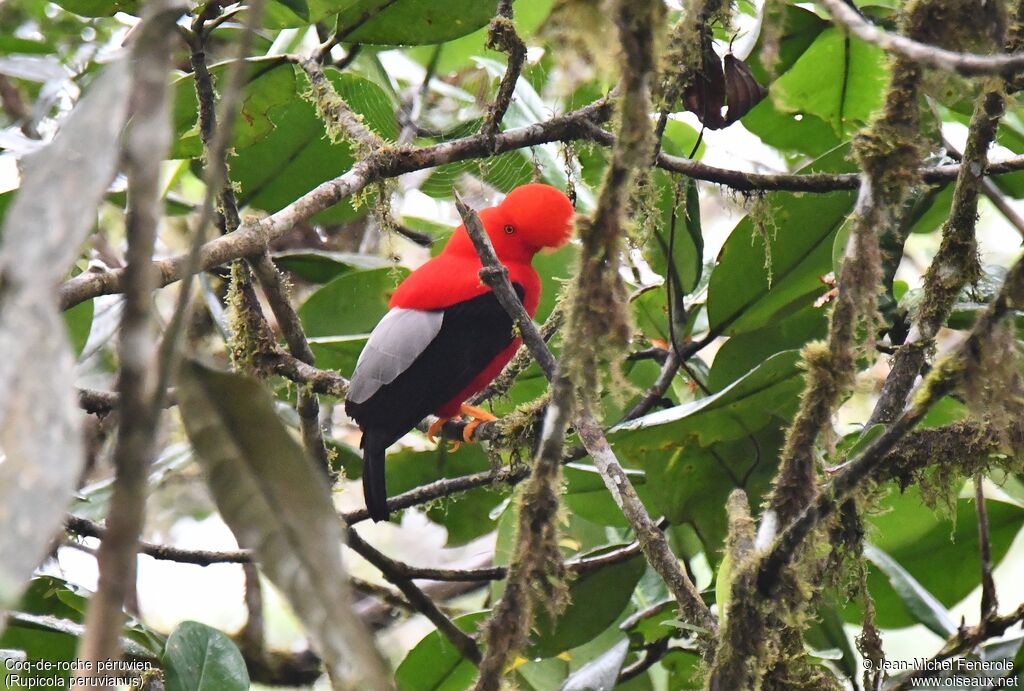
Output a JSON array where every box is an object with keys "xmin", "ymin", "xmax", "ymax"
[{"xmin": 346, "ymin": 308, "xmax": 444, "ymax": 404}]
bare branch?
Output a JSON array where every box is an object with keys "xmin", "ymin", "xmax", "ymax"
[
  {"xmin": 346, "ymin": 529, "xmax": 481, "ymax": 665},
  {"xmin": 820, "ymin": 0, "xmax": 1024, "ymax": 75}
]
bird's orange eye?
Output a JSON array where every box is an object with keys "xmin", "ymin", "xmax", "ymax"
[{"xmin": 504, "ymin": 224, "xmax": 515, "ymax": 234}]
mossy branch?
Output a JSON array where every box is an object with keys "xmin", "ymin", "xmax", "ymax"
[
  {"xmin": 480, "ymin": 0, "xmax": 527, "ymax": 147},
  {"xmin": 871, "ymin": 84, "xmax": 1011, "ymax": 424},
  {"xmin": 564, "ymin": 0, "xmax": 664, "ymax": 399},
  {"xmin": 759, "ymin": 253, "xmax": 1024, "ymax": 595},
  {"xmin": 298, "ymin": 57, "xmax": 383, "ymax": 155},
  {"xmin": 473, "ymin": 376, "xmax": 573, "ymax": 691}
]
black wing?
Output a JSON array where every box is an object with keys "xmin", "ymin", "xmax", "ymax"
[{"xmin": 345, "ymin": 284, "xmax": 523, "ymax": 449}]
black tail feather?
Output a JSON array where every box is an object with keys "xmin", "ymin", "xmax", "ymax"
[{"xmin": 361, "ymin": 432, "xmax": 390, "ymax": 522}]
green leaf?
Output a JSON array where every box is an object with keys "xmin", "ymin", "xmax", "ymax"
[
  {"xmin": 173, "ymin": 60, "xmax": 397, "ymax": 224},
  {"xmin": 177, "ymin": 360, "xmax": 391, "ymax": 689},
  {"xmin": 299, "ymin": 267, "xmax": 408, "ymax": 337},
  {"xmin": 384, "ymin": 444, "xmax": 509, "ymax": 545},
  {"xmin": 63, "ymin": 298, "xmax": 93, "ymax": 357},
  {"xmin": 846, "ymin": 487, "xmax": 1024, "ymax": 629},
  {"xmin": 706, "ymin": 145, "xmax": 856, "ymax": 335},
  {"xmin": 162, "ymin": 621, "xmax": 249, "ymax": 691},
  {"xmin": 707, "ymin": 306, "xmax": 827, "ymax": 391},
  {"xmin": 563, "ymin": 462, "xmax": 651, "ymax": 528},
  {"xmin": 51, "ymin": 0, "xmax": 139, "ymax": 17},
  {"xmin": 396, "ymin": 611, "xmax": 488, "ymax": 691},
  {"xmin": 611, "ymin": 352, "xmax": 803, "ymax": 555},
  {"xmin": 407, "ymin": 0, "xmax": 554, "ymax": 74},
  {"xmin": 333, "ymin": 0, "xmax": 499, "ymax": 45},
  {"xmin": 743, "ymin": 99, "xmax": 842, "ymax": 158},
  {"xmin": 0, "ymin": 37, "xmax": 53, "ymax": 55},
  {"xmin": 611, "ymin": 350, "xmax": 804, "ymax": 447},
  {"xmin": 645, "ymin": 176, "xmax": 703, "ymax": 297},
  {"xmin": 309, "ymin": 336, "xmax": 369, "ymax": 379},
  {"xmin": 274, "ymin": 250, "xmax": 393, "ymax": 284},
  {"xmin": 862, "ymin": 544, "xmax": 956, "ymax": 638},
  {"xmin": 529, "ymin": 546, "xmax": 645, "ymax": 658},
  {"xmin": 772, "ymin": 28, "xmax": 890, "ymax": 137},
  {"xmin": 746, "ymin": 4, "xmax": 829, "ymax": 85}
]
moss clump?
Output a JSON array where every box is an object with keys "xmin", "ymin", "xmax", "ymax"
[{"xmin": 226, "ymin": 262, "xmax": 276, "ymax": 372}]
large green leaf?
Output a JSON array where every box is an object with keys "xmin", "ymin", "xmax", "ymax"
[
  {"xmin": 177, "ymin": 360, "xmax": 390, "ymax": 689},
  {"xmin": 707, "ymin": 306, "xmax": 827, "ymax": 391},
  {"xmin": 51, "ymin": 0, "xmax": 139, "ymax": 17},
  {"xmin": 163, "ymin": 621, "xmax": 249, "ymax": 691},
  {"xmin": 529, "ymin": 546, "xmax": 645, "ymax": 658},
  {"xmin": 644, "ymin": 175, "xmax": 702, "ymax": 298},
  {"xmin": 772, "ymin": 27, "xmax": 890, "ymax": 138},
  {"xmin": 299, "ymin": 267, "xmax": 409, "ymax": 338},
  {"xmin": 563, "ymin": 462, "xmax": 650, "ymax": 528},
  {"xmin": 63, "ymin": 297, "xmax": 93, "ymax": 357},
  {"xmin": 610, "ymin": 352, "xmax": 803, "ymax": 555},
  {"xmin": 396, "ymin": 611, "xmax": 488, "ymax": 691},
  {"xmin": 334, "ymin": 0, "xmax": 500, "ymax": 45},
  {"xmin": 863, "ymin": 544, "xmax": 956, "ymax": 638},
  {"xmin": 845, "ymin": 487, "xmax": 1024, "ymax": 629},
  {"xmin": 273, "ymin": 250, "xmax": 393, "ymax": 284},
  {"xmin": 610, "ymin": 350, "xmax": 803, "ymax": 447},
  {"xmin": 742, "ymin": 4, "xmax": 840, "ymax": 156},
  {"xmin": 383, "ymin": 443, "xmax": 509, "ymax": 545},
  {"xmin": 706, "ymin": 145, "xmax": 856, "ymax": 335}
]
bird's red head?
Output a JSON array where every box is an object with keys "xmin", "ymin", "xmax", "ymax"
[
  {"xmin": 443, "ymin": 184, "xmax": 575, "ymax": 265},
  {"xmin": 496, "ymin": 183, "xmax": 575, "ymax": 252}
]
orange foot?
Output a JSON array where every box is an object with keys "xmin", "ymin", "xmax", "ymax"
[
  {"xmin": 459, "ymin": 403, "xmax": 498, "ymax": 443},
  {"xmin": 426, "ymin": 405, "xmax": 500, "ymax": 450},
  {"xmin": 426, "ymin": 416, "xmax": 454, "ymax": 444}
]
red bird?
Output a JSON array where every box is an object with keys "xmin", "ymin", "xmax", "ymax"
[{"xmin": 345, "ymin": 184, "xmax": 575, "ymax": 521}]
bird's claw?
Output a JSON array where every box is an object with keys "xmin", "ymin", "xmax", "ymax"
[{"xmin": 426, "ymin": 417, "xmax": 452, "ymax": 444}]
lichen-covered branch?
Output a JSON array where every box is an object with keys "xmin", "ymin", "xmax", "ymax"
[
  {"xmin": 457, "ymin": 191, "xmax": 716, "ymax": 641},
  {"xmin": 480, "ymin": 0, "xmax": 527, "ymax": 147},
  {"xmin": 870, "ymin": 86, "xmax": 1009, "ymax": 424},
  {"xmin": 564, "ymin": 0, "xmax": 664, "ymax": 398},
  {"xmin": 767, "ymin": 38, "xmax": 925, "ymax": 528}
]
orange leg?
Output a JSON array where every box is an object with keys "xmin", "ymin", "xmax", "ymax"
[{"xmin": 460, "ymin": 403, "xmax": 498, "ymax": 443}]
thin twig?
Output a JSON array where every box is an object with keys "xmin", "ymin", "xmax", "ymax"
[
  {"xmin": 890, "ymin": 601, "xmax": 1024, "ymax": 690},
  {"xmin": 975, "ymin": 475, "xmax": 998, "ymax": 620},
  {"xmin": 480, "ymin": 0, "xmax": 527, "ymax": 148},
  {"xmin": 346, "ymin": 529, "xmax": 482, "ymax": 664}
]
